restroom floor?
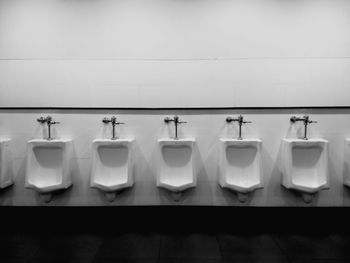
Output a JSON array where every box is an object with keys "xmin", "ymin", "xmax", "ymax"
[
  {"xmin": 1, "ymin": 232, "xmax": 350, "ymax": 263},
  {"xmin": 1, "ymin": 207, "xmax": 349, "ymax": 263}
]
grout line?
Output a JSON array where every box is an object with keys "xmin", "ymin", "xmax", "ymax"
[
  {"xmin": 158, "ymin": 234, "xmax": 162, "ymax": 260},
  {"xmin": 215, "ymin": 233, "xmax": 225, "ymax": 260}
]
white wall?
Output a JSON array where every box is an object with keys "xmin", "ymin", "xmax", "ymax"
[
  {"xmin": 0, "ymin": 0, "xmax": 350, "ymax": 107},
  {"xmin": 1, "ymin": 0, "xmax": 350, "ymax": 206},
  {"xmin": 0, "ymin": 109, "xmax": 350, "ymax": 206}
]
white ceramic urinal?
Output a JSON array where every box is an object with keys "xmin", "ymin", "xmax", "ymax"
[
  {"xmin": 157, "ymin": 138, "xmax": 196, "ymax": 201},
  {"xmin": 26, "ymin": 139, "xmax": 73, "ymax": 202},
  {"xmin": 282, "ymin": 139, "xmax": 329, "ymax": 203},
  {"xmin": 219, "ymin": 139, "xmax": 263, "ymax": 202},
  {"xmin": 90, "ymin": 139, "xmax": 134, "ymax": 201},
  {"xmin": 0, "ymin": 139, "xmax": 13, "ymax": 189},
  {"xmin": 344, "ymin": 139, "xmax": 350, "ymax": 187}
]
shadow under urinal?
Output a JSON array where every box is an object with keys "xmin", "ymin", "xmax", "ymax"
[
  {"xmin": 157, "ymin": 185, "xmax": 196, "ymax": 204},
  {"xmin": 0, "ymin": 185, "xmax": 13, "ymax": 206},
  {"xmin": 221, "ymin": 187, "xmax": 259, "ymax": 205},
  {"xmin": 34, "ymin": 185, "xmax": 74, "ymax": 204},
  {"xmin": 280, "ymin": 183, "xmax": 322, "ymax": 205},
  {"xmin": 97, "ymin": 187, "xmax": 132, "ymax": 202}
]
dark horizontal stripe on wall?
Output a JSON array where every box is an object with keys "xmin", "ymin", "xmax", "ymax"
[
  {"xmin": 1, "ymin": 106, "xmax": 350, "ymax": 111},
  {"xmin": 0, "ymin": 206, "xmax": 349, "ymax": 234}
]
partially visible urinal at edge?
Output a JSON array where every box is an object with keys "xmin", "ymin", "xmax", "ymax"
[
  {"xmin": 343, "ymin": 138, "xmax": 350, "ymax": 187},
  {"xmin": 0, "ymin": 139, "xmax": 14, "ymax": 189}
]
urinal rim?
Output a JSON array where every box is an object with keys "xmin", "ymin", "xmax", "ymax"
[
  {"xmin": 92, "ymin": 138, "xmax": 134, "ymax": 144},
  {"xmin": 220, "ymin": 182, "xmax": 263, "ymax": 194},
  {"xmin": 158, "ymin": 138, "xmax": 196, "ymax": 146},
  {"xmin": 91, "ymin": 181, "xmax": 133, "ymax": 192},
  {"xmin": 289, "ymin": 182, "xmax": 329, "ymax": 194},
  {"xmin": 220, "ymin": 138, "xmax": 262, "ymax": 143},
  {"xmin": 283, "ymin": 138, "xmax": 328, "ymax": 144}
]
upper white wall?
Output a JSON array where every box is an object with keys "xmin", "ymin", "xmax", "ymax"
[{"xmin": 0, "ymin": 0, "xmax": 350, "ymax": 107}]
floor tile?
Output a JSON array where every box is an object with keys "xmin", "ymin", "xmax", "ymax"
[
  {"xmin": 288, "ymin": 260, "xmax": 350, "ymax": 263},
  {"xmin": 329, "ymin": 233, "xmax": 350, "ymax": 259},
  {"xmin": 95, "ymin": 233, "xmax": 160, "ymax": 259},
  {"xmin": 0, "ymin": 259, "xmax": 28, "ymax": 263},
  {"xmin": 217, "ymin": 234, "xmax": 285, "ymax": 260},
  {"xmin": 273, "ymin": 234, "xmax": 339, "ymax": 260},
  {"xmin": 94, "ymin": 259, "xmax": 157, "ymax": 263},
  {"xmin": 28, "ymin": 258, "xmax": 94, "ymax": 263},
  {"xmin": 223, "ymin": 260, "xmax": 288, "ymax": 263},
  {"xmin": 0, "ymin": 234, "xmax": 44, "ymax": 258},
  {"xmin": 158, "ymin": 259, "xmax": 223, "ymax": 263},
  {"xmin": 159, "ymin": 233, "xmax": 221, "ymax": 259},
  {"xmin": 33, "ymin": 234, "xmax": 103, "ymax": 259}
]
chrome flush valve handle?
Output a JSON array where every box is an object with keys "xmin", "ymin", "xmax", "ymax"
[
  {"xmin": 102, "ymin": 116, "xmax": 125, "ymax": 140},
  {"xmin": 37, "ymin": 116, "xmax": 60, "ymax": 140},
  {"xmin": 226, "ymin": 117, "xmax": 234, "ymax": 123},
  {"xmin": 37, "ymin": 116, "xmax": 60, "ymax": 125},
  {"xmin": 290, "ymin": 115, "xmax": 317, "ymax": 140},
  {"xmin": 102, "ymin": 117, "xmax": 124, "ymax": 125},
  {"xmin": 305, "ymin": 115, "xmax": 317, "ymax": 124},
  {"xmin": 164, "ymin": 115, "xmax": 186, "ymax": 140},
  {"xmin": 37, "ymin": 117, "xmax": 46, "ymax": 123},
  {"xmin": 50, "ymin": 121, "xmax": 60, "ymax": 125},
  {"xmin": 112, "ymin": 116, "xmax": 125, "ymax": 125},
  {"xmin": 225, "ymin": 115, "xmax": 252, "ymax": 140},
  {"xmin": 102, "ymin": 117, "xmax": 111, "ymax": 124}
]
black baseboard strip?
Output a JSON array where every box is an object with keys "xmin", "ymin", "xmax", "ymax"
[{"xmin": 0, "ymin": 206, "xmax": 348, "ymax": 234}]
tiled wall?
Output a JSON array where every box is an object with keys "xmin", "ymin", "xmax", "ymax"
[
  {"xmin": 0, "ymin": 109, "xmax": 350, "ymax": 206},
  {"xmin": 0, "ymin": 0, "xmax": 350, "ymax": 108},
  {"xmin": 1, "ymin": 0, "xmax": 350, "ymax": 206}
]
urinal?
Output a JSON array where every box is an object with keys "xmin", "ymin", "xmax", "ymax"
[
  {"xmin": 26, "ymin": 139, "xmax": 73, "ymax": 202},
  {"xmin": 219, "ymin": 139, "xmax": 263, "ymax": 202},
  {"xmin": 157, "ymin": 138, "xmax": 196, "ymax": 201},
  {"xmin": 282, "ymin": 139, "xmax": 329, "ymax": 203},
  {"xmin": 344, "ymin": 138, "xmax": 350, "ymax": 187},
  {"xmin": 0, "ymin": 139, "xmax": 13, "ymax": 189},
  {"xmin": 90, "ymin": 139, "xmax": 134, "ymax": 201}
]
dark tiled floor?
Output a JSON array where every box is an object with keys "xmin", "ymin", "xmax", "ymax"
[{"xmin": 1, "ymin": 232, "xmax": 350, "ymax": 263}]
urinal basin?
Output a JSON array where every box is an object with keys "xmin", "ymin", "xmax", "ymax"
[
  {"xmin": 26, "ymin": 139, "xmax": 73, "ymax": 193},
  {"xmin": 91, "ymin": 139, "xmax": 134, "ymax": 192},
  {"xmin": 345, "ymin": 138, "xmax": 350, "ymax": 187},
  {"xmin": 282, "ymin": 139, "xmax": 329, "ymax": 193},
  {"xmin": 0, "ymin": 139, "xmax": 13, "ymax": 189},
  {"xmin": 158, "ymin": 138, "xmax": 196, "ymax": 192},
  {"xmin": 219, "ymin": 139, "xmax": 263, "ymax": 193}
]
